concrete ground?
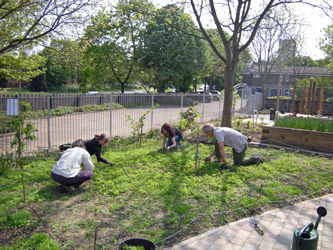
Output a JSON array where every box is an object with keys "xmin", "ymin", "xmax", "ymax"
[{"xmin": 163, "ymin": 194, "xmax": 333, "ymax": 250}]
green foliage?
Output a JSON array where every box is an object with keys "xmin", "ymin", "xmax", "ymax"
[
  {"xmin": 0, "ymin": 233, "xmax": 60, "ymax": 250},
  {"xmin": 275, "ymin": 117, "xmax": 333, "ymax": 132},
  {"xmin": 0, "ymin": 54, "xmax": 46, "ymax": 83},
  {"xmin": 6, "ymin": 102, "xmax": 37, "ymax": 202},
  {"xmin": 0, "ymin": 210, "xmax": 31, "ymax": 230},
  {"xmin": 0, "ymin": 133, "xmax": 332, "ymax": 248},
  {"xmin": 319, "ymin": 24, "xmax": 333, "ymax": 68},
  {"xmin": 126, "ymin": 104, "xmax": 159, "ymax": 145},
  {"xmin": 138, "ymin": 4, "xmax": 210, "ymax": 92},
  {"xmin": 178, "ymin": 106, "xmax": 200, "ymax": 129},
  {"xmin": 0, "ymin": 152, "xmax": 15, "ymax": 175}
]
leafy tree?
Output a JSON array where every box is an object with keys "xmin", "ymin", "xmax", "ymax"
[
  {"xmin": 139, "ymin": 4, "xmax": 211, "ymax": 93},
  {"xmin": 84, "ymin": 0, "xmax": 154, "ymax": 93},
  {"xmin": 0, "ymin": 0, "xmax": 97, "ymax": 55},
  {"xmin": 7, "ymin": 102, "xmax": 37, "ymax": 202},
  {"xmin": 29, "ymin": 69, "xmax": 46, "ymax": 92},
  {"xmin": 38, "ymin": 39, "xmax": 86, "ymax": 91},
  {"xmin": 320, "ymin": 24, "xmax": 333, "ymax": 68},
  {"xmin": 0, "ymin": 52, "xmax": 46, "ymax": 85},
  {"xmin": 0, "ymin": 76, "xmax": 8, "ymax": 90},
  {"xmin": 183, "ymin": 0, "xmax": 332, "ymax": 127}
]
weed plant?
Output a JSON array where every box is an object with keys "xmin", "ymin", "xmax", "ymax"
[{"xmin": 0, "ymin": 133, "xmax": 332, "ymax": 249}]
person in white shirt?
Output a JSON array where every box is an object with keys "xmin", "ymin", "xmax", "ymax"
[
  {"xmin": 51, "ymin": 140, "xmax": 94, "ymax": 192},
  {"xmin": 202, "ymin": 124, "xmax": 263, "ymax": 169}
]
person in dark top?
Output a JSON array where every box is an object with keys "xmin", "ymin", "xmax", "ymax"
[
  {"xmin": 161, "ymin": 123, "xmax": 182, "ymax": 150},
  {"xmin": 84, "ymin": 134, "xmax": 114, "ymax": 166}
]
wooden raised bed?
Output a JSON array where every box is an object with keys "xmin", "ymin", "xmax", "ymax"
[{"xmin": 261, "ymin": 126, "xmax": 333, "ymax": 154}]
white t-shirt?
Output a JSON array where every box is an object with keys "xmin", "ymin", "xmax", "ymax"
[
  {"xmin": 52, "ymin": 147, "xmax": 94, "ymax": 178},
  {"xmin": 214, "ymin": 127, "xmax": 247, "ymax": 153}
]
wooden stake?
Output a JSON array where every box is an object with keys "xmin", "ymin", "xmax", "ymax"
[
  {"xmin": 317, "ymin": 85, "xmax": 324, "ymax": 115},
  {"xmin": 299, "ymin": 85, "xmax": 305, "ymax": 114}
]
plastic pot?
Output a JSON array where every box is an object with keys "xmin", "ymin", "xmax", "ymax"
[{"xmin": 117, "ymin": 238, "xmax": 157, "ymax": 250}]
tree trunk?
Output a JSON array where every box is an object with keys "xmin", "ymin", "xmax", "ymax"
[
  {"xmin": 221, "ymin": 69, "xmax": 234, "ymax": 128},
  {"xmin": 121, "ymin": 82, "xmax": 125, "ymax": 93}
]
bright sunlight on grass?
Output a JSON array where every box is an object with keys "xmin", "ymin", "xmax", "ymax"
[{"xmin": 0, "ymin": 134, "xmax": 332, "ymax": 249}]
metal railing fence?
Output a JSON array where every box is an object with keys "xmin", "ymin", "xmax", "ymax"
[{"xmin": 1, "ymin": 92, "xmax": 224, "ymax": 154}]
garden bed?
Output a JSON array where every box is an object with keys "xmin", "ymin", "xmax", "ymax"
[{"xmin": 261, "ymin": 125, "xmax": 333, "ymax": 154}]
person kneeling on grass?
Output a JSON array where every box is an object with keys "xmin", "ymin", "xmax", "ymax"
[
  {"xmin": 201, "ymin": 124, "xmax": 263, "ymax": 169},
  {"xmin": 161, "ymin": 123, "xmax": 183, "ymax": 151},
  {"xmin": 84, "ymin": 134, "xmax": 114, "ymax": 166},
  {"xmin": 51, "ymin": 139, "xmax": 94, "ymax": 192}
]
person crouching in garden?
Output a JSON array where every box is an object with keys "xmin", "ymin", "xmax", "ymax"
[
  {"xmin": 84, "ymin": 134, "xmax": 114, "ymax": 166},
  {"xmin": 51, "ymin": 140, "xmax": 94, "ymax": 192},
  {"xmin": 161, "ymin": 123, "xmax": 183, "ymax": 150},
  {"xmin": 201, "ymin": 124, "xmax": 263, "ymax": 169}
]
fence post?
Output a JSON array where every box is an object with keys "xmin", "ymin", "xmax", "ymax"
[
  {"xmin": 181, "ymin": 92, "xmax": 183, "ymax": 112},
  {"xmin": 47, "ymin": 93, "xmax": 51, "ymax": 152},
  {"xmin": 110, "ymin": 93, "xmax": 113, "ymax": 138},
  {"xmin": 151, "ymin": 93, "xmax": 154, "ymax": 130},
  {"xmin": 201, "ymin": 93, "xmax": 205, "ymax": 123}
]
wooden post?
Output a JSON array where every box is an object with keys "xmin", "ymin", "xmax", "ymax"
[
  {"xmin": 290, "ymin": 80, "xmax": 297, "ymax": 113},
  {"xmin": 311, "ymin": 81, "xmax": 316, "ymax": 115},
  {"xmin": 307, "ymin": 79, "xmax": 314, "ymax": 115},
  {"xmin": 299, "ymin": 84, "xmax": 305, "ymax": 114},
  {"xmin": 276, "ymin": 81, "xmax": 281, "ymax": 112},
  {"xmin": 317, "ymin": 85, "xmax": 324, "ymax": 115}
]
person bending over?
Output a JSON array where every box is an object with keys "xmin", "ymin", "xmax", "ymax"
[
  {"xmin": 161, "ymin": 123, "xmax": 183, "ymax": 150},
  {"xmin": 51, "ymin": 140, "xmax": 94, "ymax": 192},
  {"xmin": 202, "ymin": 124, "xmax": 263, "ymax": 168},
  {"xmin": 84, "ymin": 134, "xmax": 114, "ymax": 166}
]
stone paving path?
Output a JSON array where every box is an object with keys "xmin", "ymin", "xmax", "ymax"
[{"xmin": 163, "ymin": 194, "xmax": 333, "ymax": 250}]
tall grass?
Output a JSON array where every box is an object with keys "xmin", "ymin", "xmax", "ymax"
[{"xmin": 275, "ymin": 116, "xmax": 333, "ymax": 132}]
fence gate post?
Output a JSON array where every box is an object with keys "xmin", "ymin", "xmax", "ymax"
[
  {"xmin": 151, "ymin": 93, "xmax": 154, "ymax": 130},
  {"xmin": 47, "ymin": 93, "xmax": 51, "ymax": 152},
  {"xmin": 181, "ymin": 92, "xmax": 183, "ymax": 112},
  {"xmin": 202, "ymin": 93, "xmax": 205, "ymax": 123}
]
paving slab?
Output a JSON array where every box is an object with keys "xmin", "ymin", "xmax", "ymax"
[{"xmin": 162, "ymin": 194, "xmax": 332, "ymax": 250}]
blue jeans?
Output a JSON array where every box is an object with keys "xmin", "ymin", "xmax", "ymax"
[{"xmin": 166, "ymin": 135, "xmax": 181, "ymax": 149}]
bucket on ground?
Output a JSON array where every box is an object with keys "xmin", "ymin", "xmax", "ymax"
[{"xmin": 117, "ymin": 238, "xmax": 157, "ymax": 250}]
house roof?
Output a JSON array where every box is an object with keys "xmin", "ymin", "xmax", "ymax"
[{"xmin": 241, "ymin": 65, "xmax": 333, "ymax": 76}]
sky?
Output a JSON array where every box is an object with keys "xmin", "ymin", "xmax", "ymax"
[{"xmin": 153, "ymin": 0, "xmax": 332, "ymax": 60}]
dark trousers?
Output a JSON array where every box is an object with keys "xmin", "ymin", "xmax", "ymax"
[
  {"xmin": 51, "ymin": 171, "xmax": 93, "ymax": 188},
  {"xmin": 166, "ymin": 135, "xmax": 181, "ymax": 149},
  {"xmin": 214, "ymin": 140, "xmax": 257, "ymax": 166}
]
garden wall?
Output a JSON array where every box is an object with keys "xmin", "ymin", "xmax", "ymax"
[
  {"xmin": 265, "ymin": 99, "xmax": 333, "ymax": 116},
  {"xmin": 261, "ymin": 125, "xmax": 333, "ymax": 153}
]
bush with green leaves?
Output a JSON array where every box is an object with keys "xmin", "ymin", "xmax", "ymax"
[
  {"xmin": 178, "ymin": 106, "xmax": 200, "ymax": 129},
  {"xmin": 1, "ymin": 233, "xmax": 60, "ymax": 250}
]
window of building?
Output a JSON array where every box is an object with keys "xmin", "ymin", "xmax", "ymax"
[
  {"xmin": 286, "ymin": 75, "xmax": 289, "ymax": 82},
  {"xmin": 253, "ymin": 74, "xmax": 260, "ymax": 78},
  {"xmin": 279, "ymin": 75, "xmax": 283, "ymax": 81}
]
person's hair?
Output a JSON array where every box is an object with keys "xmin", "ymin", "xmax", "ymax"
[
  {"xmin": 94, "ymin": 134, "xmax": 109, "ymax": 143},
  {"xmin": 202, "ymin": 124, "xmax": 214, "ymax": 132},
  {"xmin": 72, "ymin": 139, "xmax": 86, "ymax": 148},
  {"xmin": 161, "ymin": 123, "xmax": 175, "ymax": 137}
]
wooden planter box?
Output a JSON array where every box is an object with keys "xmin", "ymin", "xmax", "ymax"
[{"xmin": 261, "ymin": 126, "xmax": 333, "ymax": 153}]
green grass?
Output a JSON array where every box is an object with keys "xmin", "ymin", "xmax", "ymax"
[{"xmin": 0, "ymin": 135, "xmax": 332, "ymax": 249}]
